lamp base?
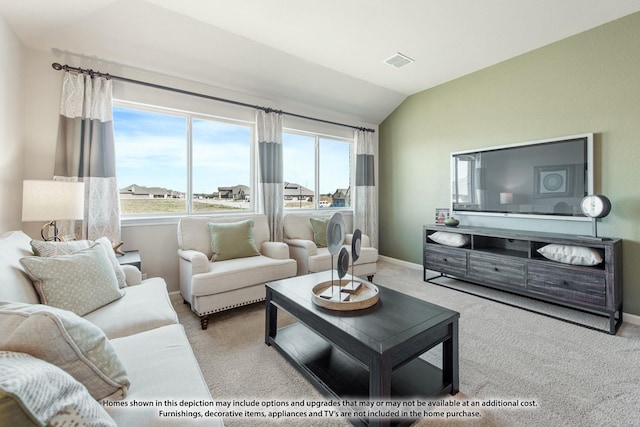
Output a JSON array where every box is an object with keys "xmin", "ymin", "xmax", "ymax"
[{"xmin": 41, "ymin": 221, "xmax": 62, "ymax": 242}]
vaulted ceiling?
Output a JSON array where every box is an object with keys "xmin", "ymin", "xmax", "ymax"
[{"xmin": 2, "ymin": 0, "xmax": 640, "ymax": 123}]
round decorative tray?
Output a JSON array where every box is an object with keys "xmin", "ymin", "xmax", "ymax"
[{"xmin": 311, "ymin": 279, "xmax": 379, "ymax": 311}]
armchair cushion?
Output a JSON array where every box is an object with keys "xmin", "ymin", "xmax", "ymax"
[
  {"xmin": 207, "ymin": 219, "xmax": 260, "ymax": 262},
  {"xmin": 191, "ymin": 255, "xmax": 294, "ymax": 296},
  {"xmin": 309, "ymin": 217, "xmax": 330, "ymax": 247}
]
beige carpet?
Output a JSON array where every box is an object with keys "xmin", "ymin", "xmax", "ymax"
[{"xmin": 172, "ymin": 260, "xmax": 640, "ymax": 426}]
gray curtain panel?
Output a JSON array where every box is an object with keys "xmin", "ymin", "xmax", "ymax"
[
  {"xmin": 257, "ymin": 109, "xmax": 284, "ymax": 242},
  {"xmin": 54, "ymin": 72, "xmax": 121, "ymax": 242},
  {"xmin": 354, "ymin": 130, "xmax": 378, "ymax": 249}
]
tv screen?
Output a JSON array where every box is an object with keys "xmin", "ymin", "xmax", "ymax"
[{"xmin": 451, "ymin": 134, "xmax": 593, "ymax": 219}]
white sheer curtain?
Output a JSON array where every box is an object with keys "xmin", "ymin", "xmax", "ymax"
[
  {"xmin": 54, "ymin": 72, "xmax": 120, "ymax": 242},
  {"xmin": 354, "ymin": 130, "xmax": 378, "ymax": 248},
  {"xmin": 257, "ymin": 109, "xmax": 284, "ymax": 242}
]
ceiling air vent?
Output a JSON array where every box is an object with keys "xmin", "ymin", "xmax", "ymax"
[{"xmin": 384, "ymin": 52, "xmax": 414, "ymax": 68}]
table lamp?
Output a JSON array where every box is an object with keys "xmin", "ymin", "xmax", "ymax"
[{"xmin": 22, "ymin": 180, "xmax": 85, "ymax": 241}]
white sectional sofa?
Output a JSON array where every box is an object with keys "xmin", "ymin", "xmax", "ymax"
[
  {"xmin": 0, "ymin": 230, "xmax": 222, "ymax": 427},
  {"xmin": 177, "ymin": 213, "xmax": 297, "ymax": 329}
]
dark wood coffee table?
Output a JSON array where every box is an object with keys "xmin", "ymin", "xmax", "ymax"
[{"xmin": 265, "ymin": 271, "xmax": 459, "ymax": 427}]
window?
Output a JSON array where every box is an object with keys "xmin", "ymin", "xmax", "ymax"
[
  {"xmin": 452, "ymin": 155, "xmax": 475, "ymax": 204},
  {"xmin": 113, "ymin": 107, "xmax": 188, "ymax": 214},
  {"xmin": 192, "ymin": 118, "xmax": 252, "ymax": 212},
  {"xmin": 319, "ymin": 138, "xmax": 351, "ymax": 208},
  {"xmin": 283, "ymin": 131, "xmax": 352, "ymax": 209},
  {"xmin": 113, "ymin": 103, "xmax": 252, "ymax": 216},
  {"xmin": 113, "ymin": 100, "xmax": 354, "ymax": 219}
]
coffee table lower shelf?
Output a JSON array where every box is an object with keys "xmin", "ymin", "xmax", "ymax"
[
  {"xmin": 270, "ymin": 322, "xmax": 450, "ymax": 420},
  {"xmin": 265, "ymin": 273, "xmax": 459, "ymax": 427}
]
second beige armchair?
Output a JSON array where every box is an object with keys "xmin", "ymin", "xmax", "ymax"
[{"xmin": 283, "ymin": 212, "xmax": 378, "ymax": 281}]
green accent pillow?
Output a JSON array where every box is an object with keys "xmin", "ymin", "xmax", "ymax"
[
  {"xmin": 20, "ymin": 243, "xmax": 124, "ymax": 317},
  {"xmin": 309, "ymin": 217, "xmax": 330, "ymax": 248},
  {"xmin": 207, "ymin": 220, "xmax": 261, "ymax": 262}
]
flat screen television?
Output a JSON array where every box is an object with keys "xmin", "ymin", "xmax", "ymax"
[{"xmin": 451, "ymin": 133, "xmax": 593, "ymax": 220}]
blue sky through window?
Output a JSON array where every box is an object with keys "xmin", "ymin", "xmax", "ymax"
[
  {"xmin": 192, "ymin": 118, "xmax": 251, "ymax": 195},
  {"xmin": 114, "ymin": 106, "xmax": 351, "ymax": 196},
  {"xmin": 114, "ymin": 106, "xmax": 187, "ymax": 192}
]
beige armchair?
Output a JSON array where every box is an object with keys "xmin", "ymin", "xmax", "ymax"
[
  {"xmin": 177, "ymin": 214, "xmax": 297, "ymax": 329},
  {"xmin": 283, "ymin": 212, "xmax": 378, "ymax": 281}
]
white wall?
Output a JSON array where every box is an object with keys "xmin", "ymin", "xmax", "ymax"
[
  {"xmin": 0, "ymin": 14, "xmax": 24, "ymax": 232},
  {"xmin": 22, "ymin": 47, "xmax": 378, "ymax": 292}
]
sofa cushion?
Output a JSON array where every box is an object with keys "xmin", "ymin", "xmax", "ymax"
[
  {"xmin": 107, "ymin": 324, "xmax": 222, "ymax": 427},
  {"xmin": 20, "ymin": 243, "xmax": 124, "ymax": 317},
  {"xmin": 207, "ymin": 219, "xmax": 260, "ymax": 262},
  {"xmin": 0, "ymin": 231, "xmax": 40, "ymax": 304},
  {"xmin": 31, "ymin": 237, "xmax": 127, "ymax": 288},
  {"xmin": 0, "ymin": 303, "xmax": 130, "ymax": 400},
  {"xmin": 191, "ymin": 255, "xmax": 297, "ymax": 296},
  {"xmin": 83, "ymin": 277, "xmax": 179, "ymax": 340},
  {"xmin": 0, "ymin": 351, "xmax": 116, "ymax": 427},
  {"xmin": 309, "ymin": 217, "xmax": 330, "ymax": 248}
]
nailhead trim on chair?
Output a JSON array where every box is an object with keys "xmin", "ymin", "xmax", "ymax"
[{"xmin": 197, "ymin": 297, "xmax": 266, "ymax": 330}]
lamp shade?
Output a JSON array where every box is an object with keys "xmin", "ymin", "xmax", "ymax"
[{"xmin": 22, "ymin": 180, "xmax": 85, "ymax": 222}]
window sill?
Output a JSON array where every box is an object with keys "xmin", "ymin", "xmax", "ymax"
[{"xmin": 121, "ymin": 209, "xmax": 355, "ymax": 227}]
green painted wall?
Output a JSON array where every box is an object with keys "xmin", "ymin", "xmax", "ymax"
[{"xmin": 379, "ymin": 12, "xmax": 640, "ymax": 315}]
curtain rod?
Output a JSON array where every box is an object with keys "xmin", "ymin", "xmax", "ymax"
[{"xmin": 51, "ymin": 63, "xmax": 375, "ymax": 133}]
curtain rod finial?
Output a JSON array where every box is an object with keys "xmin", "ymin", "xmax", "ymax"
[{"xmin": 52, "ymin": 63, "xmax": 62, "ymax": 70}]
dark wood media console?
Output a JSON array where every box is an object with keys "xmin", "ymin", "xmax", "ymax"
[{"xmin": 423, "ymin": 225, "xmax": 623, "ymax": 334}]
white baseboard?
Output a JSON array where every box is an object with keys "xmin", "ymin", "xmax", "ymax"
[
  {"xmin": 378, "ymin": 255, "xmax": 640, "ymax": 327},
  {"xmin": 623, "ymin": 312, "xmax": 640, "ymax": 326},
  {"xmin": 378, "ymin": 255, "xmax": 422, "ymax": 270}
]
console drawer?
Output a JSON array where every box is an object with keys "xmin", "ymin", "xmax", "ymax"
[
  {"xmin": 527, "ymin": 264, "xmax": 606, "ymax": 308},
  {"xmin": 424, "ymin": 245, "xmax": 467, "ymax": 276},
  {"xmin": 468, "ymin": 253, "xmax": 525, "ymax": 288}
]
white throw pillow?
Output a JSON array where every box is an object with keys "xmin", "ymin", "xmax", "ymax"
[
  {"xmin": 31, "ymin": 238, "xmax": 127, "ymax": 288},
  {"xmin": 537, "ymin": 244, "xmax": 603, "ymax": 266},
  {"xmin": 428, "ymin": 231, "xmax": 470, "ymax": 247},
  {"xmin": 0, "ymin": 302, "xmax": 130, "ymax": 400},
  {"xmin": 20, "ymin": 243, "xmax": 124, "ymax": 316},
  {"xmin": 31, "ymin": 239, "xmax": 91, "ymax": 257},
  {"xmin": 0, "ymin": 351, "xmax": 116, "ymax": 427}
]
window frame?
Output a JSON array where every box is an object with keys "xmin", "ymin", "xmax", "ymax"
[
  {"xmin": 114, "ymin": 100, "xmax": 256, "ymax": 225},
  {"xmin": 113, "ymin": 100, "xmax": 356, "ymax": 227},
  {"xmin": 282, "ymin": 127, "xmax": 354, "ymax": 212}
]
